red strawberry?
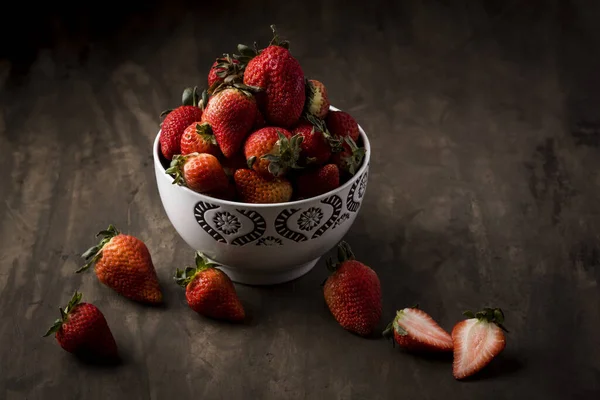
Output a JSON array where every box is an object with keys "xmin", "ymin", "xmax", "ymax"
[
  {"xmin": 180, "ymin": 122, "xmax": 220, "ymax": 156},
  {"xmin": 166, "ymin": 153, "xmax": 229, "ymax": 195},
  {"xmin": 207, "ymin": 56, "xmax": 241, "ymax": 88},
  {"xmin": 201, "ymin": 88, "xmax": 258, "ymax": 158},
  {"xmin": 323, "ymin": 241, "xmax": 382, "ymax": 337},
  {"xmin": 452, "ymin": 308, "xmax": 508, "ymax": 380},
  {"xmin": 44, "ymin": 291, "xmax": 119, "ymax": 361},
  {"xmin": 326, "ymin": 110, "xmax": 360, "ymax": 143},
  {"xmin": 304, "ymin": 79, "xmax": 330, "ymax": 119},
  {"xmin": 292, "ymin": 118, "xmax": 335, "ymax": 165},
  {"xmin": 244, "ymin": 127, "xmax": 302, "ymax": 177},
  {"xmin": 160, "ymin": 87, "xmax": 204, "ymax": 160},
  {"xmin": 243, "ymin": 26, "xmax": 305, "ymax": 127},
  {"xmin": 174, "ymin": 252, "xmax": 245, "ymax": 322},
  {"xmin": 382, "ymin": 307, "xmax": 453, "ymax": 352},
  {"xmin": 295, "ymin": 164, "xmax": 340, "ymax": 199},
  {"xmin": 76, "ymin": 225, "xmax": 163, "ymax": 304},
  {"xmin": 234, "ymin": 169, "xmax": 292, "ymax": 203},
  {"xmin": 331, "ymin": 136, "xmax": 366, "ymax": 176}
]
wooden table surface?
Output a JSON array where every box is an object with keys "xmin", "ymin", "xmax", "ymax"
[{"xmin": 1, "ymin": 1, "xmax": 599, "ymax": 399}]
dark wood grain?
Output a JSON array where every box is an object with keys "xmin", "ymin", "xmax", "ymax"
[{"xmin": 1, "ymin": 0, "xmax": 599, "ymax": 398}]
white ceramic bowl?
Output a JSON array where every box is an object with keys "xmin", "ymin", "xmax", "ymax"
[{"xmin": 153, "ymin": 108, "xmax": 370, "ymax": 285}]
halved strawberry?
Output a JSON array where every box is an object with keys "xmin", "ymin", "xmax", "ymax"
[
  {"xmin": 383, "ymin": 307, "xmax": 453, "ymax": 352},
  {"xmin": 452, "ymin": 308, "xmax": 508, "ymax": 380}
]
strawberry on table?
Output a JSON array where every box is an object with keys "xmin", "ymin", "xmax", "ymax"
[
  {"xmin": 180, "ymin": 122, "xmax": 220, "ymax": 156},
  {"xmin": 244, "ymin": 127, "xmax": 302, "ymax": 177},
  {"xmin": 382, "ymin": 306, "xmax": 453, "ymax": 352},
  {"xmin": 452, "ymin": 308, "xmax": 508, "ymax": 380},
  {"xmin": 174, "ymin": 252, "xmax": 245, "ymax": 322},
  {"xmin": 166, "ymin": 152, "xmax": 229, "ymax": 196},
  {"xmin": 295, "ymin": 163, "xmax": 340, "ymax": 199},
  {"xmin": 323, "ymin": 241, "xmax": 382, "ymax": 337},
  {"xmin": 242, "ymin": 25, "xmax": 305, "ymax": 127},
  {"xmin": 76, "ymin": 225, "xmax": 163, "ymax": 304},
  {"xmin": 201, "ymin": 87, "xmax": 258, "ymax": 158},
  {"xmin": 304, "ymin": 79, "xmax": 330, "ymax": 119},
  {"xmin": 44, "ymin": 291, "xmax": 119, "ymax": 361},
  {"xmin": 234, "ymin": 169, "xmax": 292, "ymax": 204},
  {"xmin": 159, "ymin": 87, "xmax": 204, "ymax": 160}
]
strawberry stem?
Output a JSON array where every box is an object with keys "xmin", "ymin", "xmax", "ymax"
[
  {"xmin": 76, "ymin": 225, "xmax": 120, "ymax": 273},
  {"xmin": 269, "ymin": 24, "xmax": 290, "ymax": 49},
  {"xmin": 173, "ymin": 252, "xmax": 220, "ymax": 288},
  {"xmin": 325, "ymin": 241, "xmax": 356, "ymax": 273},
  {"xmin": 43, "ymin": 291, "xmax": 83, "ymax": 337}
]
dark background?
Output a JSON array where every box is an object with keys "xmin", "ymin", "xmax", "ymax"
[{"xmin": 1, "ymin": 0, "xmax": 599, "ymax": 399}]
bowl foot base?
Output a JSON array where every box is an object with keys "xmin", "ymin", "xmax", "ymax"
[{"xmin": 217, "ymin": 257, "xmax": 320, "ymax": 286}]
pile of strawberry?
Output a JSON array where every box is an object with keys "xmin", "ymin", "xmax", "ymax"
[
  {"xmin": 45, "ymin": 226, "xmax": 507, "ymax": 380},
  {"xmin": 159, "ymin": 26, "xmax": 366, "ymax": 203}
]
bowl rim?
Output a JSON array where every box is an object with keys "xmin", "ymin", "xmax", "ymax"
[{"xmin": 153, "ymin": 106, "xmax": 371, "ymax": 208}]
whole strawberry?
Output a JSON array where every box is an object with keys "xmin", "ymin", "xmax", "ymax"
[
  {"xmin": 292, "ymin": 117, "xmax": 338, "ymax": 166},
  {"xmin": 323, "ymin": 241, "xmax": 381, "ymax": 337},
  {"xmin": 174, "ymin": 252, "xmax": 245, "ymax": 322},
  {"xmin": 295, "ymin": 164, "xmax": 340, "ymax": 199},
  {"xmin": 326, "ymin": 110, "xmax": 360, "ymax": 143},
  {"xmin": 304, "ymin": 79, "xmax": 330, "ymax": 119},
  {"xmin": 166, "ymin": 153, "xmax": 229, "ymax": 195},
  {"xmin": 160, "ymin": 87, "xmax": 204, "ymax": 160},
  {"xmin": 76, "ymin": 225, "xmax": 163, "ymax": 304},
  {"xmin": 180, "ymin": 122, "xmax": 220, "ymax": 156},
  {"xmin": 244, "ymin": 127, "xmax": 302, "ymax": 177},
  {"xmin": 382, "ymin": 307, "xmax": 453, "ymax": 352},
  {"xmin": 452, "ymin": 308, "xmax": 508, "ymax": 380},
  {"xmin": 201, "ymin": 87, "xmax": 258, "ymax": 158},
  {"xmin": 234, "ymin": 169, "xmax": 292, "ymax": 203},
  {"xmin": 44, "ymin": 291, "xmax": 119, "ymax": 361},
  {"xmin": 243, "ymin": 26, "xmax": 305, "ymax": 127}
]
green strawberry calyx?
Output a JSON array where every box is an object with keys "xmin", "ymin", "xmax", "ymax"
[
  {"xmin": 195, "ymin": 123, "xmax": 216, "ymax": 145},
  {"xmin": 165, "ymin": 153, "xmax": 194, "ymax": 187},
  {"xmin": 161, "ymin": 87, "xmax": 206, "ymax": 119},
  {"xmin": 340, "ymin": 136, "xmax": 366, "ymax": 176},
  {"xmin": 381, "ymin": 304, "xmax": 421, "ymax": 340},
  {"xmin": 43, "ymin": 291, "xmax": 83, "ymax": 337},
  {"xmin": 325, "ymin": 241, "xmax": 355, "ymax": 273},
  {"xmin": 305, "ymin": 114, "xmax": 343, "ymax": 154},
  {"xmin": 76, "ymin": 225, "xmax": 120, "ymax": 273},
  {"xmin": 261, "ymin": 131, "xmax": 304, "ymax": 177},
  {"xmin": 463, "ymin": 307, "xmax": 509, "ymax": 332},
  {"xmin": 174, "ymin": 252, "xmax": 220, "ymax": 288},
  {"xmin": 268, "ymin": 24, "xmax": 290, "ymax": 49}
]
